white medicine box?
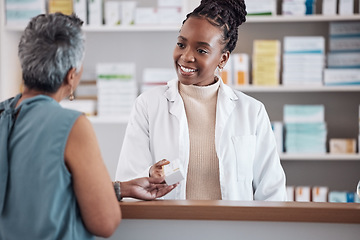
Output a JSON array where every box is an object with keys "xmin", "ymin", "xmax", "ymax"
[{"xmin": 163, "ymin": 159, "xmax": 184, "ymax": 185}]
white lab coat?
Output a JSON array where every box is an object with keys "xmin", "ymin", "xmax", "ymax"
[{"xmin": 116, "ymin": 79, "xmax": 286, "ymax": 201}]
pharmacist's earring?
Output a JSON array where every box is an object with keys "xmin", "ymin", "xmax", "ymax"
[{"xmin": 69, "ymin": 88, "xmax": 75, "ymax": 101}]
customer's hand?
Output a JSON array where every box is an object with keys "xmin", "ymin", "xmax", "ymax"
[
  {"xmin": 149, "ymin": 159, "xmax": 170, "ymax": 178},
  {"xmin": 121, "ymin": 177, "xmax": 178, "ymax": 200}
]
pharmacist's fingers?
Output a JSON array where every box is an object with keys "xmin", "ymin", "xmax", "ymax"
[
  {"xmin": 149, "ymin": 166, "xmax": 164, "ymax": 178},
  {"xmin": 153, "ymin": 171, "xmax": 164, "ymax": 178},
  {"xmin": 154, "ymin": 159, "xmax": 170, "ymax": 168}
]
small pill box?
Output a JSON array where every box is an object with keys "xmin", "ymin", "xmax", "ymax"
[{"xmin": 163, "ymin": 159, "xmax": 184, "ymax": 185}]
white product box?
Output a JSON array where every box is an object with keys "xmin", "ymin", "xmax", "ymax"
[
  {"xmin": 143, "ymin": 68, "xmax": 176, "ymax": 84},
  {"xmin": 286, "ymin": 186, "xmax": 295, "ymax": 201},
  {"xmin": 158, "ymin": 0, "xmax": 182, "ymax": 7},
  {"xmin": 232, "ymin": 53, "xmax": 249, "ymax": 86},
  {"xmin": 329, "ymin": 138, "xmax": 357, "ymax": 154},
  {"xmin": 142, "ymin": 68, "xmax": 176, "ymax": 92},
  {"xmin": 327, "ymin": 52, "xmax": 360, "ymax": 68},
  {"xmin": 330, "ymin": 22, "xmax": 360, "ymax": 36},
  {"xmin": 246, "ymin": 0, "xmax": 277, "ymax": 15},
  {"xmin": 158, "ymin": 7, "xmax": 182, "ymax": 25},
  {"xmin": 324, "ymin": 69, "xmax": 360, "ymax": 86},
  {"xmin": 284, "ymin": 36, "xmax": 325, "ymax": 53},
  {"xmin": 74, "ymin": 0, "xmax": 87, "ymax": 24},
  {"xmin": 329, "ymin": 36, "xmax": 360, "ymax": 51},
  {"xmin": 88, "ymin": 0, "xmax": 103, "ymax": 26},
  {"xmin": 163, "ymin": 159, "xmax": 184, "ymax": 185},
  {"xmin": 120, "ymin": 1, "xmax": 137, "ymax": 25},
  {"xmin": 329, "ymin": 191, "xmax": 356, "ymax": 202},
  {"xmin": 339, "ymin": 0, "xmax": 354, "ymax": 15},
  {"xmin": 284, "ymin": 105, "xmax": 325, "ymax": 123},
  {"xmin": 282, "ymin": 2, "xmax": 306, "ymax": 15},
  {"xmin": 322, "ymin": 0, "xmax": 337, "ymax": 15},
  {"xmin": 312, "ymin": 186, "xmax": 329, "ymax": 202},
  {"xmin": 295, "ymin": 186, "xmax": 311, "ymax": 202},
  {"xmin": 105, "ymin": 1, "xmax": 121, "ymax": 26},
  {"xmin": 5, "ymin": 0, "xmax": 45, "ymax": 27},
  {"xmin": 96, "ymin": 62, "xmax": 137, "ymax": 117},
  {"xmin": 135, "ymin": 8, "xmax": 158, "ymax": 25}
]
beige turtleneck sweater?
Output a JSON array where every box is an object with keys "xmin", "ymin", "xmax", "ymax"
[{"xmin": 179, "ymin": 80, "xmax": 222, "ymax": 200}]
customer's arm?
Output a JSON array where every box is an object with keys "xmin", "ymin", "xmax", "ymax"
[{"xmin": 65, "ymin": 115, "xmax": 121, "ymax": 238}]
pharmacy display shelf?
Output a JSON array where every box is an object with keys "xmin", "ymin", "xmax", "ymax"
[
  {"xmin": 4, "ymin": 24, "xmax": 182, "ymax": 32},
  {"xmin": 87, "ymin": 115, "xmax": 129, "ymax": 124},
  {"xmin": 246, "ymin": 14, "xmax": 360, "ymax": 23},
  {"xmin": 5, "ymin": 14, "xmax": 360, "ymax": 32},
  {"xmin": 82, "ymin": 25, "xmax": 182, "ymax": 32},
  {"xmin": 236, "ymin": 85, "xmax": 360, "ymax": 92},
  {"xmin": 280, "ymin": 153, "xmax": 360, "ymax": 161}
]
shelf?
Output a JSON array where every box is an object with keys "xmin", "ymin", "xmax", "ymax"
[
  {"xmin": 235, "ymin": 85, "xmax": 360, "ymax": 92},
  {"xmin": 280, "ymin": 153, "xmax": 360, "ymax": 161},
  {"xmin": 83, "ymin": 25, "xmax": 182, "ymax": 32},
  {"xmin": 87, "ymin": 116, "xmax": 129, "ymax": 124},
  {"xmin": 5, "ymin": 14, "xmax": 360, "ymax": 32},
  {"xmin": 246, "ymin": 14, "xmax": 360, "ymax": 23},
  {"xmin": 4, "ymin": 24, "xmax": 182, "ymax": 32}
]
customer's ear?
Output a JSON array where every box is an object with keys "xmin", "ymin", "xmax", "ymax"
[{"xmin": 64, "ymin": 67, "xmax": 77, "ymax": 88}]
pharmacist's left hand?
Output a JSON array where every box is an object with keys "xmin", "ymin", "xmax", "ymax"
[{"xmin": 149, "ymin": 159, "xmax": 170, "ymax": 178}]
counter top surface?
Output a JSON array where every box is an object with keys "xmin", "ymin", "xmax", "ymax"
[{"xmin": 119, "ymin": 200, "xmax": 360, "ymax": 223}]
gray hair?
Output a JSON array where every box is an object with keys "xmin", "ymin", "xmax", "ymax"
[{"xmin": 18, "ymin": 13, "xmax": 85, "ymax": 93}]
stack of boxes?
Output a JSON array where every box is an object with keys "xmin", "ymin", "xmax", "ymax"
[
  {"xmin": 284, "ymin": 104, "xmax": 327, "ymax": 153},
  {"xmin": 282, "ymin": 0, "xmax": 317, "ymax": 15},
  {"xmin": 141, "ymin": 68, "xmax": 176, "ymax": 93},
  {"xmin": 286, "ymin": 186, "xmax": 360, "ymax": 202},
  {"xmin": 73, "ymin": 0, "xmax": 184, "ymax": 26},
  {"xmin": 282, "ymin": 36, "xmax": 325, "ymax": 86},
  {"xmin": 252, "ymin": 40, "xmax": 281, "ymax": 86},
  {"xmin": 96, "ymin": 63, "xmax": 137, "ymax": 117},
  {"xmin": 245, "ymin": 0, "xmax": 277, "ymax": 16},
  {"xmin": 220, "ymin": 54, "xmax": 249, "ymax": 86},
  {"xmin": 324, "ymin": 22, "xmax": 360, "ymax": 86}
]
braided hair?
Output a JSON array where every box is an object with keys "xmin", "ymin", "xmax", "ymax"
[{"xmin": 183, "ymin": 0, "xmax": 247, "ymax": 53}]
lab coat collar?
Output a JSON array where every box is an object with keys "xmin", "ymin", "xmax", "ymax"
[
  {"xmin": 218, "ymin": 78, "xmax": 238, "ymax": 101},
  {"xmin": 164, "ymin": 78, "xmax": 239, "ymax": 102},
  {"xmin": 164, "ymin": 79, "xmax": 178, "ymax": 102}
]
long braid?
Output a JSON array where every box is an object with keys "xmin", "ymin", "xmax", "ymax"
[{"xmin": 183, "ymin": 0, "xmax": 247, "ymax": 53}]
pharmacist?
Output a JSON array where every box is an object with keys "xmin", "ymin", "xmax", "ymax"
[{"xmin": 115, "ymin": 0, "xmax": 286, "ymax": 201}]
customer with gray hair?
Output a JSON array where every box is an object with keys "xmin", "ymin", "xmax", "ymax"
[{"xmin": 0, "ymin": 13, "xmax": 177, "ymax": 240}]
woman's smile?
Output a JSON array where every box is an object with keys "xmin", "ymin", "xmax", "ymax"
[{"xmin": 178, "ymin": 64, "xmax": 198, "ymax": 77}]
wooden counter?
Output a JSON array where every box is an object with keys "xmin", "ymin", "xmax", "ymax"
[
  {"xmin": 119, "ymin": 200, "xmax": 360, "ymax": 223},
  {"xmin": 96, "ymin": 201, "xmax": 360, "ymax": 240}
]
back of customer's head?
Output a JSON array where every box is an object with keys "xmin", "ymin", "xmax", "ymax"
[
  {"xmin": 18, "ymin": 13, "xmax": 85, "ymax": 93},
  {"xmin": 183, "ymin": 0, "xmax": 247, "ymax": 53}
]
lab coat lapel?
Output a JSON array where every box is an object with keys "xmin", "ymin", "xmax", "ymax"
[
  {"xmin": 164, "ymin": 79, "xmax": 189, "ymax": 199},
  {"xmin": 215, "ymin": 80, "xmax": 238, "ymax": 152},
  {"xmin": 164, "ymin": 79, "xmax": 184, "ymax": 121}
]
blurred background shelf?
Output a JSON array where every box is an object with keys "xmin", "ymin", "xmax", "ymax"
[{"xmin": 280, "ymin": 153, "xmax": 360, "ymax": 161}]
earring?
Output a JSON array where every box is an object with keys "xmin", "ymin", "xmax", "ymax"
[{"xmin": 69, "ymin": 88, "xmax": 75, "ymax": 101}]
